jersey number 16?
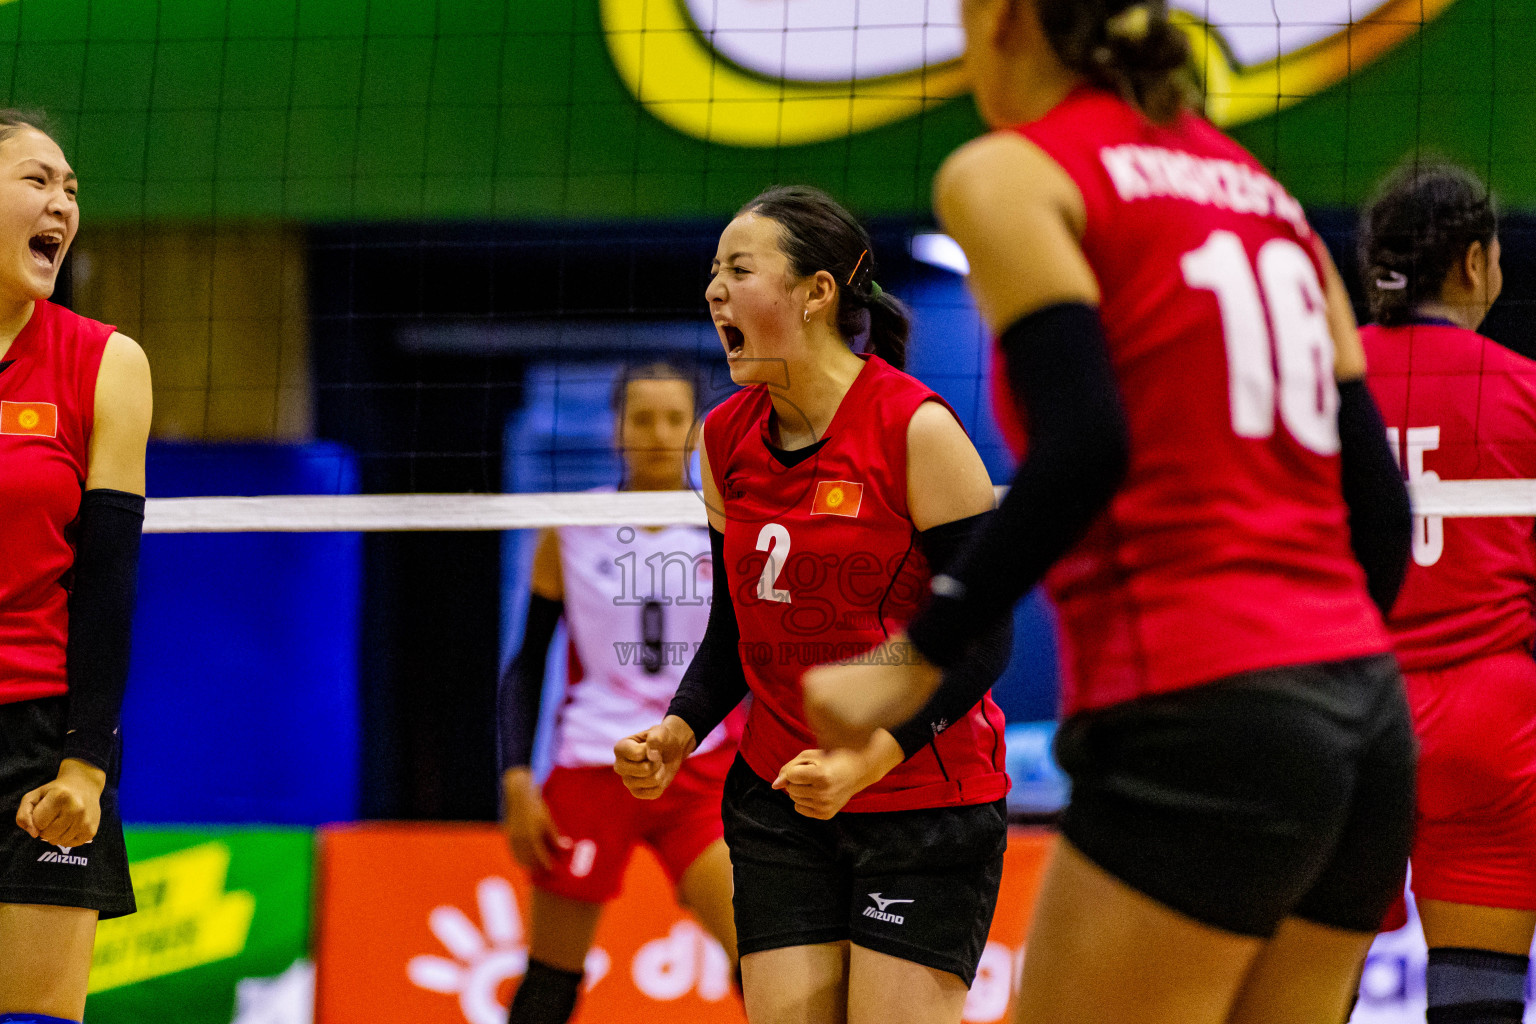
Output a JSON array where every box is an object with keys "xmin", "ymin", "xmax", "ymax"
[{"xmin": 1182, "ymin": 230, "xmax": 1340, "ymax": 456}]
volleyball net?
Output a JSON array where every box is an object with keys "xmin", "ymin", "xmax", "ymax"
[
  {"xmin": 141, "ymin": 480, "xmax": 1536, "ymax": 534},
  {"xmin": 79, "ymin": 0, "xmax": 1518, "ymax": 538}
]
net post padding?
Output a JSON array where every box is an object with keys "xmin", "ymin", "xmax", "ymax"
[{"xmin": 142, "ymin": 480, "xmax": 1536, "ymax": 534}]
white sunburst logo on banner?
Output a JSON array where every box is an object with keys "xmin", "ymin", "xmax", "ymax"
[
  {"xmin": 406, "ymin": 876, "xmax": 610, "ymax": 1024},
  {"xmin": 601, "ymin": 0, "xmax": 1457, "ymax": 145}
]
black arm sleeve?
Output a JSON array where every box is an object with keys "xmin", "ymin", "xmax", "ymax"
[
  {"xmin": 1337, "ymin": 379, "xmax": 1413, "ymax": 615},
  {"xmin": 63, "ymin": 488, "xmax": 145, "ymax": 772},
  {"xmin": 888, "ymin": 513, "xmax": 1014, "ymax": 759},
  {"xmin": 496, "ymin": 593, "xmax": 564, "ymax": 772},
  {"xmin": 906, "ymin": 302, "xmax": 1130, "ymax": 667},
  {"xmin": 666, "ymin": 527, "xmax": 750, "ymax": 745}
]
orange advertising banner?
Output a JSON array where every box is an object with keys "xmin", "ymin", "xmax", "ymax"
[{"xmin": 314, "ymin": 822, "xmax": 1054, "ymax": 1024}]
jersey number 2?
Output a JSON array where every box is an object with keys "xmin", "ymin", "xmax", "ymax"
[
  {"xmin": 1182, "ymin": 230, "xmax": 1340, "ymax": 455},
  {"xmin": 756, "ymin": 524, "xmax": 792, "ymax": 604}
]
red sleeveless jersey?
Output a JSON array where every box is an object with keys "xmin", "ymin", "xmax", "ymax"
[
  {"xmin": 704, "ymin": 355, "xmax": 1009, "ymax": 813},
  {"xmin": 1363, "ymin": 321, "xmax": 1536, "ymax": 671},
  {"xmin": 1004, "ymin": 87, "xmax": 1388, "ymax": 715},
  {"xmin": 0, "ymin": 300, "xmax": 116, "ymax": 704}
]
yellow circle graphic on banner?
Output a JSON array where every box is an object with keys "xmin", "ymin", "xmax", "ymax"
[
  {"xmin": 17, "ymin": 409, "xmax": 38, "ymax": 430},
  {"xmin": 601, "ymin": 0, "xmax": 1458, "ymax": 146},
  {"xmin": 826, "ymin": 487, "xmax": 844, "ymax": 508},
  {"xmin": 1181, "ymin": 0, "xmax": 1461, "ymax": 129}
]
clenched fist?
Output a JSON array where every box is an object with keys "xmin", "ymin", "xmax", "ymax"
[
  {"xmin": 614, "ymin": 716, "xmax": 697, "ymax": 800},
  {"xmin": 772, "ymin": 730, "xmax": 905, "ymax": 820},
  {"xmin": 17, "ymin": 758, "xmax": 105, "ymax": 849}
]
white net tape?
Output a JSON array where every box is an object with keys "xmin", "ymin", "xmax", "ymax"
[{"xmin": 142, "ymin": 480, "xmax": 1536, "ymax": 534}]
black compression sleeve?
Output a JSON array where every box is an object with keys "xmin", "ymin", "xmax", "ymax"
[
  {"xmin": 496, "ymin": 593, "xmax": 564, "ymax": 772},
  {"xmin": 666, "ymin": 527, "xmax": 749, "ymax": 746},
  {"xmin": 63, "ymin": 488, "xmax": 145, "ymax": 772},
  {"xmin": 889, "ymin": 513, "xmax": 1013, "ymax": 759},
  {"xmin": 906, "ymin": 303, "xmax": 1129, "ymax": 667},
  {"xmin": 1338, "ymin": 379, "xmax": 1412, "ymax": 615}
]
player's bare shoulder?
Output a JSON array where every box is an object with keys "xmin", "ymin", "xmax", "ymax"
[
  {"xmin": 935, "ymin": 132, "xmax": 1084, "ymax": 235},
  {"xmin": 97, "ymin": 332, "xmax": 152, "ymax": 409}
]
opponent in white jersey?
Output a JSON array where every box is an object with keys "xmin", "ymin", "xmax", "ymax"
[
  {"xmin": 496, "ymin": 363, "xmax": 741, "ymax": 1024},
  {"xmin": 549, "ymin": 514, "xmax": 729, "ymax": 769}
]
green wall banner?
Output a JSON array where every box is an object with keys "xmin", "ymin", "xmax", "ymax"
[
  {"xmin": 85, "ymin": 828, "xmax": 312, "ymax": 1024},
  {"xmin": 0, "ymin": 0, "xmax": 1519, "ymax": 221}
]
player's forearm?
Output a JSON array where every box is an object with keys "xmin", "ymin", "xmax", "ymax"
[
  {"xmin": 908, "ymin": 302, "xmax": 1128, "ymax": 667},
  {"xmin": 666, "ymin": 527, "xmax": 749, "ymax": 743},
  {"xmin": 496, "ymin": 593, "xmax": 563, "ymax": 772},
  {"xmin": 1338, "ymin": 379, "xmax": 1412, "ymax": 615},
  {"xmin": 63, "ymin": 489, "xmax": 145, "ymax": 772},
  {"xmin": 890, "ymin": 512, "xmax": 1014, "ymax": 758}
]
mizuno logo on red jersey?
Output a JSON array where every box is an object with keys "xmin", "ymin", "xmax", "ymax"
[
  {"xmin": 811, "ymin": 480, "xmax": 864, "ymax": 517},
  {"xmin": 0, "ymin": 401, "xmax": 57, "ymax": 437}
]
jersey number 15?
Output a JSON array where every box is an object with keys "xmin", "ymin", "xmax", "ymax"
[{"xmin": 1386, "ymin": 425, "xmax": 1444, "ymax": 567}]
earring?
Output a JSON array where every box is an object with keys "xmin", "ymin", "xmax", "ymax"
[{"xmin": 803, "ymin": 308, "xmax": 810, "ymax": 323}]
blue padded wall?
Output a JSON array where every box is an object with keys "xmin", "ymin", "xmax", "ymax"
[{"xmin": 121, "ymin": 443, "xmax": 362, "ymax": 824}]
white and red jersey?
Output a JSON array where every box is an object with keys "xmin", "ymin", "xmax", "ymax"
[
  {"xmin": 705, "ymin": 355, "xmax": 1009, "ymax": 813},
  {"xmin": 552, "ymin": 509, "xmax": 736, "ymax": 768},
  {"xmin": 1003, "ymin": 86, "xmax": 1389, "ymax": 716},
  {"xmin": 0, "ymin": 300, "xmax": 116, "ymax": 704},
  {"xmin": 1363, "ymin": 321, "xmax": 1536, "ymax": 671}
]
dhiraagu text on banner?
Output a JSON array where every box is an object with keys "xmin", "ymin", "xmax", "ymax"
[
  {"xmin": 0, "ymin": 0, "xmax": 1513, "ymax": 220},
  {"xmin": 84, "ymin": 828, "xmax": 312, "ymax": 1024}
]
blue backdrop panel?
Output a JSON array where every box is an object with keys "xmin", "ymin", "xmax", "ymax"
[{"xmin": 120, "ymin": 443, "xmax": 362, "ymax": 825}]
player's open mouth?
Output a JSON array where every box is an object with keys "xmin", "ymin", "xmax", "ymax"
[
  {"xmin": 28, "ymin": 232, "xmax": 61, "ymax": 268},
  {"xmin": 722, "ymin": 324, "xmax": 745, "ymax": 358}
]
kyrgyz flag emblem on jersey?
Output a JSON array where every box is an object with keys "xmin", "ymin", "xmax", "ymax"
[
  {"xmin": 812, "ymin": 480, "xmax": 864, "ymax": 518},
  {"xmin": 1, "ymin": 401, "xmax": 57, "ymax": 437}
]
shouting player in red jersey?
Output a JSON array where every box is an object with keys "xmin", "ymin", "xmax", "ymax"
[
  {"xmin": 497, "ymin": 362, "xmax": 740, "ymax": 1024},
  {"xmin": 1360, "ymin": 164, "xmax": 1536, "ymax": 1024},
  {"xmin": 0, "ymin": 112, "xmax": 151, "ymax": 1022},
  {"xmin": 616, "ymin": 186, "xmax": 1013, "ymax": 1024},
  {"xmin": 803, "ymin": 3, "xmax": 1418, "ymax": 1023}
]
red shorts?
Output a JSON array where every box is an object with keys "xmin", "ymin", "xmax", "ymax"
[
  {"xmin": 1406, "ymin": 649, "xmax": 1536, "ymax": 911},
  {"xmin": 530, "ymin": 746, "xmax": 732, "ymax": 904}
]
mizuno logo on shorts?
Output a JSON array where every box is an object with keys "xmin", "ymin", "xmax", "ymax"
[
  {"xmin": 37, "ymin": 845, "xmax": 87, "ymax": 866},
  {"xmin": 863, "ymin": 892, "xmax": 912, "ymax": 924}
]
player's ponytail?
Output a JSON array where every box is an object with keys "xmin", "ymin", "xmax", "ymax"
[
  {"xmin": 864, "ymin": 288, "xmax": 911, "ymax": 371},
  {"xmin": 1358, "ymin": 163, "xmax": 1497, "ymax": 327},
  {"xmin": 739, "ymin": 185, "xmax": 912, "ymax": 370},
  {"xmin": 1036, "ymin": 1, "xmax": 1194, "ymax": 124}
]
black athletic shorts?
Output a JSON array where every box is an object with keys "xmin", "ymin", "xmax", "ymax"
[
  {"xmin": 720, "ymin": 755, "xmax": 1006, "ymax": 985},
  {"xmin": 0, "ymin": 696, "xmax": 135, "ymax": 918},
  {"xmin": 1054, "ymin": 654, "xmax": 1414, "ymax": 938}
]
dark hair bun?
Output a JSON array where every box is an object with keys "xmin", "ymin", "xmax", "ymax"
[
  {"xmin": 1358, "ymin": 163, "xmax": 1496, "ymax": 326},
  {"xmin": 1037, "ymin": 1, "xmax": 1193, "ymax": 123}
]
